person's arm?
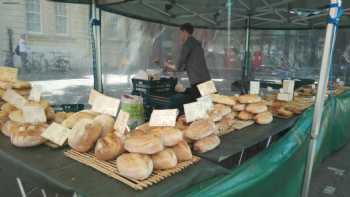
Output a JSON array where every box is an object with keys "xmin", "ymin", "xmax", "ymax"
[{"xmin": 176, "ymin": 42, "xmax": 192, "ymax": 71}]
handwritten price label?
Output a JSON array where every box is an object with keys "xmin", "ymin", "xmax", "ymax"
[
  {"xmin": 114, "ymin": 110, "xmax": 130, "ymax": 136},
  {"xmin": 149, "ymin": 109, "xmax": 178, "ymax": 127},
  {"xmin": 41, "ymin": 123, "xmax": 71, "ymax": 146},
  {"xmin": 184, "ymin": 102, "xmax": 208, "ymax": 123},
  {"xmin": 197, "ymin": 80, "xmax": 217, "ymax": 96}
]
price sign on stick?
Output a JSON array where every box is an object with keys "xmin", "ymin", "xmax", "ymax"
[
  {"xmin": 28, "ymin": 85, "xmax": 42, "ymax": 102},
  {"xmin": 114, "ymin": 111, "xmax": 130, "ymax": 136},
  {"xmin": 250, "ymin": 81, "xmax": 260, "ymax": 95},
  {"xmin": 197, "ymin": 96, "xmax": 213, "ymax": 112},
  {"xmin": 41, "ymin": 123, "xmax": 71, "ymax": 146},
  {"xmin": 184, "ymin": 101, "xmax": 208, "ymax": 123},
  {"xmin": 149, "ymin": 109, "xmax": 178, "ymax": 127},
  {"xmin": 2, "ymin": 89, "xmax": 27, "ymax": 109},
  {"xmin": 89, "ymin": 90, "xmax": 120, "ymax": 116},
  {"xmin": 197, "ymin": 80, "xmax": 217, "ymax": 96},
  {"xmin": 22, "ymin": 105, "xmax": 47, "ymax": 123},
  {"xmin": 0, "ymin": 66, "xmax": 17, "ymax": 82}
]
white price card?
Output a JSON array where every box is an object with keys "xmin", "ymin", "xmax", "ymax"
[
  {"xmin": 22, "ymin": 105, "xmax": 47, "ymax": 123},
  {"xmin": 283, "ymin": 80, "xmax": 295, "ymax": 95},
  {"xmin": 197, "ymin": 96, "xmax": 213, "ymax": 112},
  {"xmin": 28, "ymin": 85, "xmax": 42, "ymax": 102},
  {"xmin": 114, "ymin": 110, "xmax": 130, "ymax": 136},
  {"xmin": 197, "ymin": 80, "xmax": 217, "ymax": 96},
  {"xmin": 2, "ymin": 89, "xmax": 27, "ymax": 109},
  {"xmin": 90, "ymin": 91, "xmax": 120, "ymax": 116},
  {"xmin": 250, "ymin": 81, "xmax": 260, "ymax": 95},
  {"xmin": 41, "ymin": 123, "xmax": 71, "ymax": 146},
  {"xmin": 88, "ymin": 89, "xmax": 100, "ymax": 106},
  {"xmin": 149, "ymin": 109, "xmax": 178, "ymax": 127},
  {"xmin": 184, "ymin": 101, "xmax": 208, "ymax": 123},
  {"xmin": 0, "ymin": 66, "xmax": 17, "ymax": 82}
]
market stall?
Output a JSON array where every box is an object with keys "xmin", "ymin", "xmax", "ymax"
[{"xmin": 0, "ymin": 0, "xmax": 350, "ymax": 197}]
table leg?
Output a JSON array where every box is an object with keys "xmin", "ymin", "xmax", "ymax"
[
  {"xmin": 16, "ymin": 178, "xmax": 27, "ymax": 197},
  {"xmin": 266, "ymin": 136, "xmax": 272, "ymax": 148}
]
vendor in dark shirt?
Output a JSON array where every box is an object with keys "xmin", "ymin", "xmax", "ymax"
[{"xmin": 165, "ymin": 23, "xmax": 211, "ymax": 100}]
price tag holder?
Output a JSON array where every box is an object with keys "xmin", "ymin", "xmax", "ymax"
[
  {"xmin": 250, "ymin": 81, "xmax": 260, "ymax": 95},
  {"xmin": 149, "ymin": 109, "xmax": 178, "ymax": 127},
  {"xmin": 197, "ymin": 96, "xmax": 213, "ymax": 112},
  {"xmin": 41, "ymin": 123, "xmax": 71, "ymax": 146},
  {"xmin": 0, "ymin": 66, "xmax": 18, "ymax": 82},
  {"xmin": 28, "ymin": 85, "xmax": 42, "ymax": 102},
  {"xmin": 184, "ymin": 101, "xmax": 208, "ymax": 123},
  {"xmin": 197, "ymin": 80, "xmax": 217, "ymax": 96},
  {"xmin": 2, "ymin": 89, "xmax": 27, "ymax": 109},
  {"xmin": 114, "ymin": 110, "xmax": 130, "ymax": 136},
  {"xmin": 22, "ymin": 105, "xmax": 47, "ymax": 123},
  {"xmin": 90, "ymin": 91, "xmax": 120, "ymax": 116}
]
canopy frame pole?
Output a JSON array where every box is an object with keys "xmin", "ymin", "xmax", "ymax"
[
  {"xmin": 227, "ymin": 0, "xmax": 232, "ymax": 51},
  {"xmin": 302, "ymin": 1, "xmax": 342, "ymax": 197},
  {"xmin": 91, "ymin": 0, "xmax": 103, "ymax": 92},
  {"xmin": 243, "ymin": 16, "xmax": 251, "ymax": 82}
]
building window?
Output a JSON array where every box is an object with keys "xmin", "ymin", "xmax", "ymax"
[
  {"xmin": 55, "ymin": 3, "xmax": 68, "ymax": 34},
  {"xmin": 26, "ymin": 0, "xmax": 41, "ymax": 33}
]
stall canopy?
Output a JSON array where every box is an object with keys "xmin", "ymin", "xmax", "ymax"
[{"xmin": 51, "ymin": 0, "xmax": 349, "ymax": 29}]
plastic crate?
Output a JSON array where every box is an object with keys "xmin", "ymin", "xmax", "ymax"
[
  {"xmin": 131, "ymin": 77, "xmax": 177, "ymax": 96},
  {"xmin": 52, "ymin": 104, "xmax": 85, "ymax": 112}
]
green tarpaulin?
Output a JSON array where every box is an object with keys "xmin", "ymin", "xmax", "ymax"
[{"xmin": 49, "ymin": 0, "xmax": 350, "ymax": 30}]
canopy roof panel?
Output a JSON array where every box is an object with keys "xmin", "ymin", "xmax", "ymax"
[{"xmin": 50, "ymin": 0, "xmax": 350, "ymax": 30}]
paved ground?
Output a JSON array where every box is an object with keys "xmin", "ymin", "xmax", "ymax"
[{"xmin": 310, "ymin": 142, "xmax": 350, "ymax": 197}]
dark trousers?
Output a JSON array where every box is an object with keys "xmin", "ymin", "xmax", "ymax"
[{"xmin": 185, "ymin": 83, "xmax": 201, "ymax": 102}]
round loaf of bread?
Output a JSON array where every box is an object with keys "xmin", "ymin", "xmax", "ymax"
[
  {"xmin": 124, "ymin": 134, "xmax": 164, "ymax": 154},
  {"xmin": 184, "ymin": 119, "xmax": 216, "ymax": 140},
  {"xmin": 1, "ymin": 103, "xmax": 17, "ymax": 113},
  {"xmin": 116, "ymin": 153, "xmax": 153, "ymax": 180},
  {"xmin": 172, "ymin": 140, "xmax": 192, "ymax": 162},
  {"xmin": 151, "ymin": 148, "xmax": 177, "ymax": 170},
  {"xmin": 135, "ymin": 123, "xmax": 151, "ymax": 132},
  {"xmin": 68, "ymin": 119, "xmax": 103, "ymax": 153},
  {"xmin": 93, "ymin": 114, "xmax": 115, "ymax": 136},
  {"xmin": 54, "ymin": 112, "xmax": 67, "ymax": 124},
  {"xmin": 208, "ymin": 109, "xmax": 223, "ymax": 122},
  {"xmin": 246, "ymin": 103, "xmax": 268, "ymax": 114},
  {"xmin": 213, "ymin": 104, "xmax": 232, "ymax": 117},
  {"xmin": 2, "ymin": 120, "xmax": 20, "ymax": 137},
  {"xmin": 255, "ymin": 111, "xmax": 273, "ymax": 125},
  {"xmin": 216, "ymin": 112, "xmax": 236, "ymax": 132},
  {"xmin": 150, "ymin": 127, "xmax": 183, "ymax": 147},
  {"xmin": 0, "ymin": 81, "xmax": 12, "ymax": 89},
  {"xmin": 238, "ymin": 111, "xmax": 254, "ymax": 120},
  {"xmin": 62, "ymin": 111, "xmax": 98, "ymax": 129},
  {"xmin": 10, "ymin": 123, "xmax": 48, "ymax": 147},
  {"xmin": 232, "ymin": 104, "xmax": 246, "ymax": 112},
  {"xmin": 277, "ymin": 108, "xmax": 294, "ymax": 117},
  {"xmin": 95, "ymin": 132, "xmax": 124, "ymax": 161},
  {"xmin": 193, "ymin": 134, "xmax": 221, "ymax": 153},
  {"xmin": 238, "ymin": 94, "xmax": 262, "ymax": 104}
]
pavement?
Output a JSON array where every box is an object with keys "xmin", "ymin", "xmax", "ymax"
[{"xmin": 309, "ymin": 142, "xmax": 350, "ymax": 197}]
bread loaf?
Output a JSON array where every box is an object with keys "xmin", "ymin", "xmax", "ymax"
[
  {"xmin": 277, "ymin": 108, "xmax": 294, "ymax": 118},
  {"xmin": 193, "ymin": 135, "xmax": 220, "ymax": 153},
  {"xmin": 10, "ymin": 123, "xmax": 48, "ymax": 147},
  {"xmin": 151, "ymin": 148, "xmax": 177, "ymax": 170},
  {"xmin": 214, "ymin": 104, "xmax": 232, "ymax": 117},
  {"xmin": 1, "ymin": 120, "xmax": 19, "ymax": 137},
  {"xmin": 46, "ymin": 107, "xmax": 56, "ymax": 122},
  {"xmin": 135, "ymin": 122, "xmax": 151, "ymax": 132},
  {"xmin": 238, "ymin": 94, "xmax": 262, "ymax": 104},
  {"xmin": 150, "ymin": 127, "xmax": 183, "ymax": 146},
  {"xmin": 68, "ymin": 119, "xmax": 103, "ymax": 153},
  {"xmin": 210, "ymin": 94, "xmax": 236, "ymax": 106},
  {"xmin": 232, "ymin": 104, "xmax": 245, "ymax": 112},
  {"xmin": 184, "ymin": 119, "xmax": 216, "ymax": 140},
  {"xmin": 238, "ymin": 111, "xmax": 254, "ymax": 120},
  {"xmin": 54, "ymin": 112, "xmax": 67, "ymax": 124},
  {"xmin": 255, "ymin": 111, "xmax": 273, "ymax": 125},
  {"xmin": 95, "ymin": 132, "xmax": 124, "ymax": 161},
  {"xmin": 246, "ymin": 103, "xmax": 268, "ymax": 114},
  {"xmin": 12, "ymin": 80, "xmax": 31, "ymax": 89},
  {"xmin": 62, "ymin": 111, "xmax": 98, "ymax": 128},
  {"xmin": 172, "ymin": 140, "xmax": 192, "ymax": 162},
  {"xmin": 116, "ymin": 153, "xmax": 153, "ymax": 180},
  {"xmin": 0, "ymin": 81, "xmax": 12, "ymax": 89},
  {"xmin": 0, "ymin": 111, "xmax": 8, "ymax": 130},
  {"xmin": 1, "ymin": 103, "xmax": 17, "ymax": 113},
  {"xmin": 124, "ymin": 134, "xmax": 164, "ymax": 154},
  {"xmin": 93, "ymin": 114, "xmax": 115, "ymax": 136},
  {"xmin": 216, "ymin": 112, "xmax": 236, "ymax": 133},
  {"xmin": 208, "ymin": 110, "xmax": 223, "ymax": 122}
]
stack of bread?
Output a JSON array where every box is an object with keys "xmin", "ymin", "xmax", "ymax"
[{"xmin": 0, "ymin": 80, "xmax": 75, "ymax": 147}]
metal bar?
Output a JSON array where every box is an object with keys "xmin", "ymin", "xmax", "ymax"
[
  {"xmin": 266, "ymin": 136, "xmax": 272, "ymax": 148},
  {"xmin": 238, "ymin": 149, "xmax": 245, "ymax": 165},
  {"xmin": 174, "ymin": 3, "xmax": 217, "ymax": 25},
  {"xmin": 238, "ymin": 0, "xmax": 250, "ymax": 10},
  {"xmin": 16, "ymin": 178, "xmax": 27, "ymax": 197},
  {"xmin": 92, "ymin": 0, "xmax": 103, "ymax": 92},
  {"xmin": 302, "ymin": 1, "xmax": 341, "ymax": 197},
  {"xmin": 141, "ymin": 1, "xmax": 172, "ymax": 17},
  {"xmin": 256, "ymin": 0, "xmax": 293, "ymax": 12},
  {"xmin": 243, "ymin": 16, "xmax": 251, "ymax": 81},
  {"xmin": 227, "ymin": 0, "xmax": 232, "ymax": 50},
  {"xmin": 41, "ymin": 189, "xmax": 47, "ymax": 197}
]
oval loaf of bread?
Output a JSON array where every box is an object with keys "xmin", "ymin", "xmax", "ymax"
[{"xmin": 116, "ymin": 153, "xmax": 153, "ymax": 180}]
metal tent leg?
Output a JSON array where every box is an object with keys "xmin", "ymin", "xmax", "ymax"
[{"xmin": 238, "ymin": 149, "xmax": 245, "ymax": 166}]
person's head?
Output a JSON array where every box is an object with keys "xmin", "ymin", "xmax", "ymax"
[{"xmin": 179, "ymin": 23, "xmax": 194, "ymax": 42}]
